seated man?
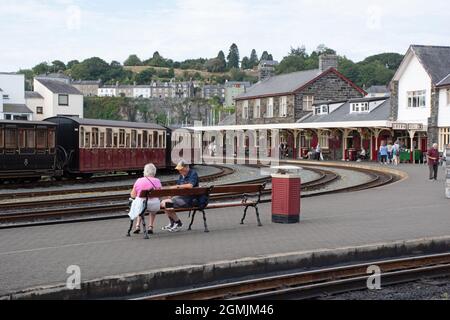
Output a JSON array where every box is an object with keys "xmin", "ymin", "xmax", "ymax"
[{"xmin": 161, "ymin": 160, "xmax": 199, "ymax": 232}]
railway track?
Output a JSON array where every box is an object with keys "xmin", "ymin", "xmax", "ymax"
[
  {"xmin": 137, "ymin": 253, "xmax": 450, "ymax": 300},
  {"xmin": 0, "ymin": 165, "xmax": 398, "ymax": 228}
]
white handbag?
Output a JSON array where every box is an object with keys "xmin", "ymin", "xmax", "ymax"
[{"xmin": 128, "ymin": 198, "xmax": 146, "ymax": 220}]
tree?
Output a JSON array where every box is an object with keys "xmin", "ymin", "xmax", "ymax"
[
  {"xmin": 124, "ymin": 54, "xmax": 143, "ymax": 66},
  {"xmin": 67, "ymin": 60, "xmax": 80, "ymax": 69},
  {"xmin": 241, "ymin": 56, "xmax": 251, "ymax": 70},
  {"xmin": 260, "ymin": 51, "xmax": 273, "ymax": 61},
  {"xmin": 134, "ymin": 68, "xmax": 155, "ymax": 84},
  {"xmin": 227, "ymin": 43, "xmax": 240, "ymax": 70},
  {"xmin": 32, "ymin": 62, "xmax": 50, "ymax": 75},
  {"xmin": 249, "ymin": 49, "xmax": 259, "ymax": 68},
  {"xmin": 51, "ymin": 60, "xmax": 66, "ymax": 72},
  {"xmin": 70, "ymin": 57, "xmax": 110, "ymax": 81},
  {"xmin": 18, "ymin": 69, "xmax": 34, "ymax": 91}
]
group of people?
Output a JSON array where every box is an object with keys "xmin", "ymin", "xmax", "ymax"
[
  {"xmin": 130, "ymin": 160, "xmax": 199, "ymax": 234},
  {"xmin": 378, "ymin": 141, "xmax": 401, "ymax": 166}
]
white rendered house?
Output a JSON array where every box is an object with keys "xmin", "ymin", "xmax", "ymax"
[{"xmin": 0, "ymin": 73, "xmax": 33, "ymax": 120}]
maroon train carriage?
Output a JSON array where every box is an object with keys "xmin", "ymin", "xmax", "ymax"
[
  {"xmin": 45, "ymin": 116, "xmax": 170, "ymax": 178},
  {"xmin": 0, "ymin": 120, "xmax": 62, "ymax": 182}
]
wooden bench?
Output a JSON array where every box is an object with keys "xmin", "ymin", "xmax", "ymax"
[{"xmin": 127, "ymin": 183, "xmax": 266, "ymax": 239}]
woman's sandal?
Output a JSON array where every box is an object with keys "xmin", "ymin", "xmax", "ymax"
[
  {"xmin": 133, "ymin": 228, "xmax": 141, "ymax": 234},
  {"xmin": 147, "ymin": 226, "xmax": 154, "ymax": 235}
]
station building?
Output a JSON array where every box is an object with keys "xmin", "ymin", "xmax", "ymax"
[{"xmin": 188, "ymin": 45, "xmax": 450, "ymax": 162}]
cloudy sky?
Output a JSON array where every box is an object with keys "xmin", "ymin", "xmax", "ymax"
[{"xmin": 1, "ymin": 0, "xmax": 449, "ymax": 71}]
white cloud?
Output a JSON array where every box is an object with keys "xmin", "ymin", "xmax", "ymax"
[{"xmin": 66, "ymin": 5, "xmax": 82, "ymax": 31}]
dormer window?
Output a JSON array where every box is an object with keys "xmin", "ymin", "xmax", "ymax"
[
  {"xmin": 351, "ymin": 102, "xmax": 369, "ymax": 113},
  {"xmin": 314, "ymin": 105, "xmax": 329, "ymax": 115}
]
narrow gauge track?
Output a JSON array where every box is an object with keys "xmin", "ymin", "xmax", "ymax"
[
  {"xmin": 0, "ymin": 165, "xmax": 398, "ymax": 228},
  {"xmin": 0, "ymin": 165, "xmax": 234, "ymax": 201},
  {"xmin": 137, "ymin": 253, "xmax": 450, "ymax": 300}
]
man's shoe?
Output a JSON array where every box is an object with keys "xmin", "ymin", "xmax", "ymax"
[
  {"xmin": 169, "ymin": 222, "xmax": 183, "ymax": 232},
  {"xmin": 162, "ymin": 223, "xmax": 174, "ymax": 231}
]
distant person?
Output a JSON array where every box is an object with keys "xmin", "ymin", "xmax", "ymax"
[
  {"xmin": 379, "ymin": 141, "xmax": 388, "ymax": 165},
  {"xmin": 393, "ymin": 141, "xmax": 400, "ymax": 166},
  {"xmin": 358, "ymin": 148, "xmax": 366, "ymax": 161},
  {"xmin": 160, "ymin": 160, "xmax": 199, "ymax": 232},
  {"xmin": 130, "ymin": 164, "xmax": 162, "ymax": 235},
  {"xmin": 387, "ymin": 142, "xmax": 393, "ymax": 164},
  {"xmin": 315, "ymin": 144, "xmax": 322, "ymax": 161},
  {"xmin": 427, "ymin": 143, "xmax": 439, "ymax": 181}
]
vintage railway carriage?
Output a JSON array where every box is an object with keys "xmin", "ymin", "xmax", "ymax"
[
  {"xmin": 0, "ymin": 120, "xmax": 60, "ymax": 180},
  {"xmin": 45, "ymin": 116, "xmax": 170, "ymax": 176}
]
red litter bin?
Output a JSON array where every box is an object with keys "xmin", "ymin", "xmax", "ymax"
[
  {"xmin": 348, "ymin": 148, "xmax": 357, "ymax": 161},
  {"xmin": 271, "ymin": 167, "xmax": 302, "ymax": 224}
]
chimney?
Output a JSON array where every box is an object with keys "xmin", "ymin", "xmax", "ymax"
[
  {"xmin": 319, "ymin": 54, "xmax": 338, "ymax": 73},
  {"xmin": 258, "ymin": 60, "xmax": 279, "ymax": 81}
]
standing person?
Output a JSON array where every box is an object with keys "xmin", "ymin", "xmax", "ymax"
[
  {"xmin": 387, "ymin": 142, "xmax": 393, "ymax": 164},
  {"xmin": 315, "ymin": 144, "xmax": 322, "ymax": 161},
  {"xmin": 393, "ymin": 140, "xmax": 400, "ymax": 166},
  {"xmin": 130, "ymin": 164, "xmax": 162, "ymax": 235},
  {"xmin": 379, "ymin": 141, "xmax": 388, "ymax": 165},
  {"xmin": 160, "ymin": 160, "xmax": 199, "ymax": 232},
  {"xmin": 427, "ymin": 143, "xmax": 440, "ymax": 181}
]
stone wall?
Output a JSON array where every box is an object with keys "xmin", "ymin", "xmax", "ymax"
[
  {"xmin": 428, "ymin": 87, "xmax": 440, "ymax": 146},
  {"xmin": 389, "ymin": 81, "xmax": 399, "ymax": 120},
  {"xmin": 294, "ymin": 72, "xmax": 364, "ymax": 120},
  {"xmin": 236, "ymin": 95, "xmax": 295, "ymax": 125}
]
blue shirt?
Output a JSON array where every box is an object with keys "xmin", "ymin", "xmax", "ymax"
[
  {"xmin": 380, "ymin": 145, "xmax": 388, "ymax": 156},
  {"xmin": 177, "ymin": 169, "xmax": 199, "ymax": 188}
]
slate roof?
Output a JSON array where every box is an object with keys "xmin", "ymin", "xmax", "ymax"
[
  {"xmin": 37, "ymin": 79, "xmax": 82, "ymax": 95},
  {"xmin": 411, "ymin": 45, "xmax": 450, "ymax": 84},
  {"xmin": 3, "ymin": 104, "xmax": 33, "ymax": 114},
  {"xmin": 437, "ymin": 73, "xmax": 450, "ymax": 87},
  {"xmin": 299, "ymin": 97, "xmax": 391, "ymax": 124},
  {"xmin": 366, "ymin": 85, "xmax": 389, "ymax": 94},
  {"xmin": 25, "ymin": 91, "xmax": 44, "ymax": 99},
  {"xmin": 236, "ymin": 68, "xmax": 365, "ymax": 100}
]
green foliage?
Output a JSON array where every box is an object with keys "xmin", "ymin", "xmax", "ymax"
[
  {"xmin": 144, "ymin": 51, "xmax": 172, "ymax": 68},
  {"xmin": 67, "ymin": 60, "xmax": 80, "ymax": 69},
  {"xmin": 51, "ymin": 60, "xmax": 66, "ymax": 72},
  {"xmin": 124, "ymin": 54, "xmax": 143, "ymax": 66},
  {"xmin": 260, "ymin": 51, "xmax": 273, "ymax": 61},
  {"xmin": 32, "ymin": 62, "xmax": 51, "ymax": 75},
  {"xmin": 17, "ymin": 69, "xmax": 34, "ymax": 91},
  {"xmin": 227, "ymin": 43, "xmax": 240, "ymax": 70},
  {"xmin": 249, "ymin": 49, "xmax": 259, "ymax": 68},
  {"xmin": 134, "ymin": 68, "xmax": 155, "ymax": 84},
  {"xmin": 179, "ymin": 58, "xmax": 206, "ymax": 70},
  {"xmin": 241, "ymin": 57, "xmax": 251, "ymax": 70},
  {"xmin": 84, "ymin": 97, "xmax": 123, "ymax": 120}
]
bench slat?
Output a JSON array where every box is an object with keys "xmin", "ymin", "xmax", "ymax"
[
  {"xmin": 139, "ymin": 187, "xmax": 210, "ymax": 198},
  {"xmin": 211, "ymin": 184, "xmax": 263, "ymax": 195}
]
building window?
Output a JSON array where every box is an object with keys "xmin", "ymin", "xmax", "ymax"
[
  {"xmin": 266, "ymin": 98, "xmax": 274, "ymax": 118},
  {"xmin": 439, "ymin": 128, "xmax": 450, "ymax": 151},
  {"xmin": 58, "ymin": 94, "xmax": 69, "ymax": 106},
  {"xmin": 303, "ymin": 95, "xmax": 314, "ymax": 111},
  {"xmin": 279, "ymin": 96, "xmax": 288, "ymax": 117},
  {"xmin": 3, "ymin": 94, "xmax": 10, "ymax": 100},
  {"xmin": 315, "ymin": 105, "xmax": 329, "ymax": 115},
  {"xmin": 254, "ymin": 99, "xmax": 261, "ymax": 119},
  {"xmin": 319, "ymin": 131, "xmax": 330, "ymax": 149},
  {"xmin": 242, "ymin": 101, "xmax": 249, "ymax": 119},
  {"xmin": 36, "ymin": 107, "xmax": 43, "ymax": 115},
  {"xmin": 407, "ymin": 90, "xmax": 426, "ymax": 108},
  {"xmin": 351, "ymin": 102, "xmax": 369, "ymax": 113}
]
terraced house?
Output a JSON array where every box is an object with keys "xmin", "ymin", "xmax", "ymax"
[{"xmin": 235, "ymin": 55, "xmax": 366, "ymax": 125}]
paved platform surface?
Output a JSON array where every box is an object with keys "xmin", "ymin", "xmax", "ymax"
[{"xmin": 0, "ymin": 163, "xmax": 449, "ymax": 295}]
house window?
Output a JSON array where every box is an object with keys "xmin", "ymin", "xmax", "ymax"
[
  {"xmin": 319, "ymin": 132, "xmax": 330, "ymax": 149},
  {"xmin": 36, "ymin": 107, "xmax": 43, "ymax": 115},
  {"xmin": 279, "ymin": 96, "xmax": 288, "ymax": 117},
  {"xmin": 407, "ymin": 90, "xmax": 426, "ymax": 108},
  {"xmin": 266, "ymin": 98, "xmax": 274, "ymax": 118},
  {"xmin": 242, "ymin": 101, "xmax": 249, "ymax": 119},
  {"xmin": 254, "ymin": 99, "xmax": 261, "ymax": 118},
  {"xmin": 303, "ymin": 95, "xmax": 314, "ymax": 111},
  {"xmin": 58, "ymin": 94, "xmax": 69, "ymax": 106},
  {"xmin": 439, "ymin": 128, "xmax": 450, "ymax": 152}
]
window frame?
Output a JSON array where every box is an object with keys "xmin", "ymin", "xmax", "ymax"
[
  {"xmin": 242, "ymin": 100, "xmax": 249, "ymax": 119},
  {"xmin": 279, "ymin": 96, "xmax": 288, "ymax": 117},
  {"xmin": 36, "ymin": 106, "xmax": 43, "ymax": 115},
  {"xmin": 254, "ymin": 99, "xmax": 261, "ymax": 119},
  {"xmin": 303, "ymin": 95, "xmax": 314, "ymax": 111},
  {"xmin": 407, "ymin": 90, "xmax": 426, "ymax": 108},
  {"xmin": 266, "ymin": 98, "xmax": 274, "ymax": 118},
  {"xmin": 58, "ymin": 94, "xmax": 69, "ymax": 106},
  {"xmin": 36, "ymin": 128, "xmax": 48, "ymax": 150},
  {"xmin": 19, "ymin": 128, "xmax": 36, "ymax": 154}
]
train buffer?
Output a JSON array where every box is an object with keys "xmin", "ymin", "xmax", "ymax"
[{"xmin": 127, "ymin": 183, "xmax": 267, "ymax": 239}]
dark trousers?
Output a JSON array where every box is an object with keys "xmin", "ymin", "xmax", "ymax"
[{"xmin": 429, "ymin": 164, "xmax": 438, "ymax": 180}]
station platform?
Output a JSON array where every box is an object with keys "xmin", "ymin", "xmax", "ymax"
[{"xmin": 0, "ymin": 163, "xmax": 449, "ymax": 297}]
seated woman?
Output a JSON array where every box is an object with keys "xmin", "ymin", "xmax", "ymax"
[{"xmin": 130, "ymin": 163, "xmax": 162, "ymax": 235}]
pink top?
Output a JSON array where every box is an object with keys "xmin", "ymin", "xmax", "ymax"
[{"xmin": 134, "ymin": 177, "xmax": 162, "ymax": 199}]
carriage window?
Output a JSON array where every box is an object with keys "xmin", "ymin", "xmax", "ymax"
[
  {"xmin": 131, "ymin": 130, "xmax": 137, "ymax": 148},
  {"xmin": 48, "ymin": 129, "xmax": 55, "ymax": 150},
  {"xmin": 119, "ymin": 129, "xmax": 125, "ymax": 147},
  {"xmin": 126, "ymin": 133, "xmax": 131, "ymax": 148},
  {"xmin": 113, "ymin": 132, "xmax": 118, "ymax": 148},
  {"xmin": 84, "ymin": 130, "xmax": 91, "ymax": 148},
  {"xmin": 80, "ymin": 127, "xmax": 85, "ymax": 148},
  {"xmin": 149, "ymin": 133, "xmax": 153, "ymax": 148},
  {"xmin": 0, "ymin": 127, "xmax": 4, "ymax": 148},
  {"xmin": 19, "ymin": 129, "xmax": 35, "ymax": 149},
  {"xmin": 36, "ymin": 129, "xmax": 47, "ymax": 149},
  {"xmin": 92, "ymin": 128, "xmax": 99, "ymax": 148},
  {"xmin": 153, "ymin": 131, "xmax": 159, "ymax": 148},
  {"xmin": 5, "ymin": 128, "xmax": 17, "ymax": 149},
  {"xmin": 143, "ymin": 131, "xmax": 148, "ymax": 148},
  {"xmin": 158, "ymin": 133, "xmax": 163, "ymax": 149},
  {"xmin": 138, "ymin": 134, "xmax": 142, "ymax": 148},
  {"xmin": 106, "ymin": 129, "xmax": 113, "ymax": 148},
  {"xmin": 100, "ymin": 132, "xmax": 105, "ymax": 148}
]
